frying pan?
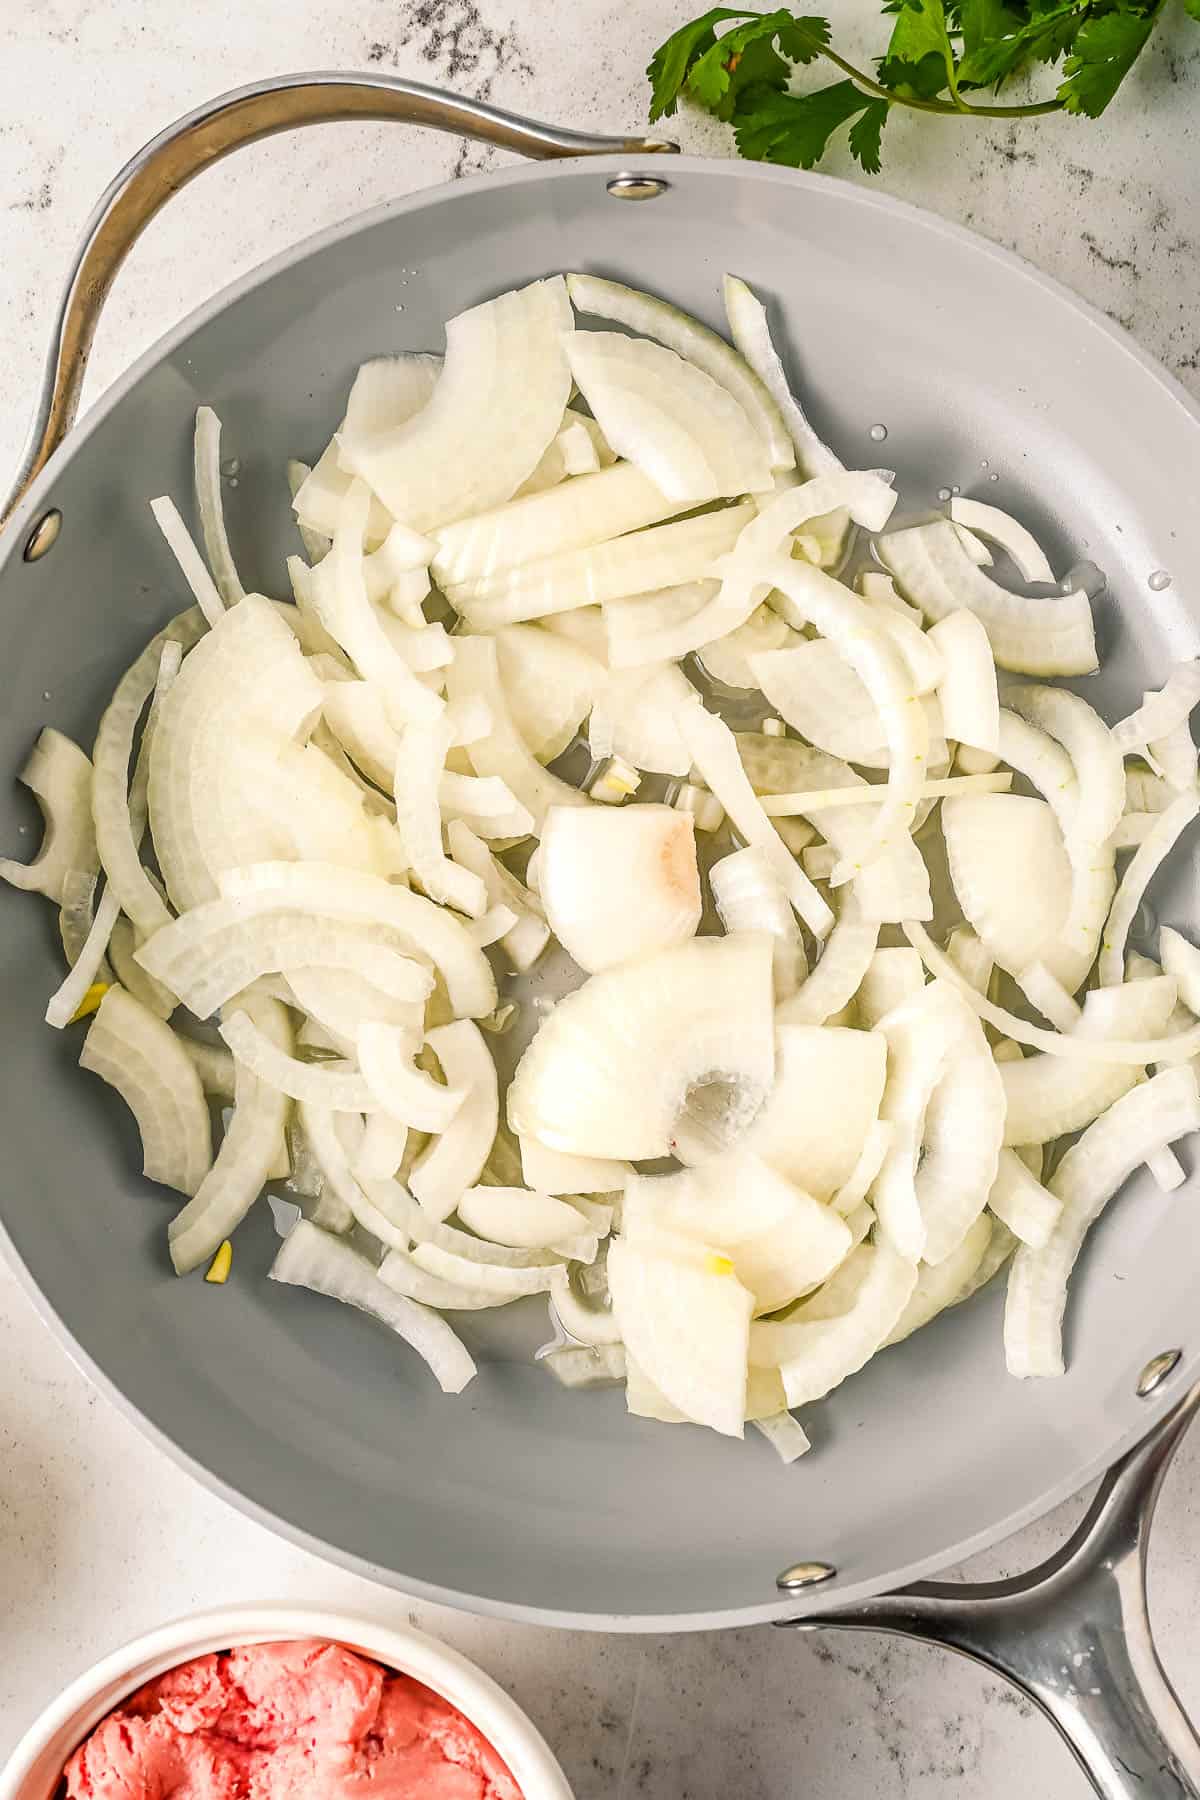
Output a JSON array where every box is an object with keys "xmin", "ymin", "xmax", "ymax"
[{"xmin": 2, "ymin": 71, "xmax": 1199, "ymax": 1799}]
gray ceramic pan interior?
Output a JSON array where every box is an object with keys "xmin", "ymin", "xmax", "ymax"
[{"xmin": 3, "ymin": 156, "xmax": 1199, "ymax": 1631}]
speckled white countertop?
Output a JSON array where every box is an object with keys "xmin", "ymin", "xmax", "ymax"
[{"xmin": 2, "ymin": 5, "xmax": 1200, "ymax": 1796}]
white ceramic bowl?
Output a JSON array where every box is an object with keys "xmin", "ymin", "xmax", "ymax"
[{"xmin": 0, "ymin": 1604, "xmax": 574, "ymax": 1800}]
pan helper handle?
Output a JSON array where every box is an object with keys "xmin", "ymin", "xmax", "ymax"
[
  {"xmin": 1, "ymin": 71, "xmax": 676, "ymax": 527},
  {"xmin": 778, "ymin": 1379, "xmax": 1200, "ymax": 1800}
]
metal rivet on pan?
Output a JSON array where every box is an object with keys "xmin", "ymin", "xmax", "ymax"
[
  {"xmin": 1137, "ymin": 1349, "xmax": 1183, "ymax": 1397},
  {"xmin": 606, "ymin": 175, "xmax": 670, "ymax": 202},
  {"xmin": 776, "ymin": 1561, "xmax": 838, "ymax": 1591},
  {"xmin": 23, "ymin": 508, "xmax": 62, "ymax": 562}
]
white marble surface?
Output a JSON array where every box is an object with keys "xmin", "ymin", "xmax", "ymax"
[{"xmin": 2, "ymin": 4, "xmax": 1200, "ymax": 1795}]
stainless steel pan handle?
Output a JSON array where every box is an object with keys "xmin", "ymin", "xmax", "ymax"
[
  {"xmin": 781, "ymin": 1379, "xmax": 1200, "ymax": 1799},
  {"xmin": 0, "ymin": 71, "xmax": 676, "ymax": 529}
]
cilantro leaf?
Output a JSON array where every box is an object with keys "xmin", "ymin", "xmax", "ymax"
[
  {"xmin": 847, "ymin": 95, "xmax": 891, "ymax": 169},
  {"xmin": 647, "ymin": 7, "xmax": 756, "ymax": 120},
  {"xmin": 733, "ymin": 78, "xmax": 883, "ymax": 166},
  {"xmin": 955, "ymin": 0, "xmax": 1086, "ymax": 83},
  {"xmin": 775, "ymin": 13, "xmax": 836, "ymax": 61},
  {"xmin": 1185, "ymin": 0, "xmax": 1200, "ymax": 20},
  {"xmin": 879, "ymin": 0, "xmax": 960, "ymax": 95},
  {"xmin": 1057, "ymin": 5, "xmax": 1159, "ymax": 115},
  {"xmin": 687, "ymin": 11, "xmax": 800, "ymax": 118},
  {"xmin": 959, "ymin": 0, "xmax": 1027, "ymax": 59},
  {"xmin": 877, "ymin": 48, "xmax": 953, "ymax": 95}
]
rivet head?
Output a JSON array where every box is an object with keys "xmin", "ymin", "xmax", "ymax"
[
  {"xmin": 776, "ymin": 1561, "xmax": 837, "ymax": 1592},
  {"xmin": 23, "ymin": 507, "xmax": 62, "ymax": 562},
  {"xmin": 606, "ymin": 175, "xmax": 670, "ymax": 202},
  {"xmin": 1137, "ymin": 1349, "xmax": 1182, "ymax": 1397}
]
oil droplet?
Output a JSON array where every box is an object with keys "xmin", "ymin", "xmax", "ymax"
[
  {"xmin": 221, "ymin": 457, "xmax": 240, "ymax": 478},
  {"xmin": 951, "ymin": 485, "xmax": 961, "ymax": 495},
  {"xmin": 980, "ymin": 459, "xmax": 989, "ymax": 469},
  {"xmin": 988, "ymin": 472, "xmax": 1000, "ymax": 482},
  {"xmin": 937, "ymin": 487, "xmax": 952, "ymax": 502},
  {"xmin": 42, "ymin": 690, "xmax": 51, "ymax": 701},
  {"xmin": 869, "ymin": 423, "xmax": 888, "ymax": 443},
  {"xmin": 1149, "ymin": 569, "xmax": 1172, "ymax": 592}
]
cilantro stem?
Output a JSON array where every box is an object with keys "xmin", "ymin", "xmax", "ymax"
[{"xmin": 811, "ymin": 36, "xmax": 1063, "ymax": 117}]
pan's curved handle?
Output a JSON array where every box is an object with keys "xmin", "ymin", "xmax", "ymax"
[
  {"xmin": 0, "ymin": 71, "xmax": 677, "ymax": 530},
  {"xmin": 779, "ymin": 1379, "xmax": 1200, "ymax": 1800}
]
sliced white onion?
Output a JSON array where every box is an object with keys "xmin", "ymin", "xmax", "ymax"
[
  {"xmin": 710, "ymin": 845, "xmax": 806, "ymax": 1000},
  {"xmin": 752, "ymin": 1412, "xmax": 812, "ymax": 1462},
  {"xmin": 987, "ymin": 1148, "xmax": 1062, "ymax": 1249},
  {"xmin": 1005, "ymin": 1066, "xmax": 1200, "ymax": 1377},
  {"xmin": 456, "ymin": 1185, "xmax": 589, "ymax": 1250},
  {"xmin": 340, "ymin": 351, "xmax": 443, "ymax": 453},
  {"xmin": 761, "ymin": 773, "xmax": 1008, "ymax": 814},
  {"xmin": 508, "ymin": 932, "xmax": 776, "ymax": 1161},
  {"xmin": 357, "ymin": 1022, "xmax": 465, "ymax": 1132},
  {"xmin": 869, "ymin": 982, "xmax": 964, "ymax": 1259},
  {"xmin": 1016, "ymin": 960, "xmax": 1081, "ymax": 1033},
  {"xmin": 218, "ymin": 1009, "xmax": 372, "ymax": 1109},
  {"xmin": 751, "ymin": 638, "xmax": 944, "ymax": 771},
  {"xmin": 45, "ymin": 882, "xmax": 122, "ymax": 1028},
  {"xmin": 877, "ymin": 520, "xmax": 1097, "ymax": 675},
  {"xmin": 0, "ymin": 728, "xmax": 99, "ymax": 906},
  {"xmin": 943, "ymin": 794, "xmax": 1072, "ymax": 977},
  {"xmin": 493, "ymin": 623, "xmax": 605, "ymax": 764},
  {"xmin": 444, "ymin": 635, "xmax": 588, "ymax": 834},
  {"xmin": 193, "ymin": 407, "xmax": 245, "ymax": 605},
  {"xmin": 928, "ymin": 609, "xmax": 999, "ymax": 752},
  {"xmin": 410, "ymin": 1241, "xmax": 555, "ymax": 1299},
  {"xmin": 320, "ymin": 678, "xmax": 400, "ymax": 790},
  {"xmin": 1159, "ymin": 928, "xmax": 1200, "ymax": 1014},
  {"xmin": 779, "ymin": 885, "xmax": 881, "ymax": 1029},
  {"xmin": 833, "ymin": 1120, "xmax": 893, "ymax": 1214},
  {"xmin": 149, "ymin": 495, "xmax": 224, "ymax": 628},
  {"xmin": 696, "ymin": 605, "xmax": 798, "ymax": 691},
  {"xmin": 444, "ymin": 821, "xmax": 548, "ymax": 974},
  {"xmin": 563, "ymin": 330, "xmax": 772, "ymax": 503},
  {"xmin": 608, "ymin": 1233, "xmax": 753, "ymax": 1437},
  {"xmin": 539, "ymin": 803, "xmax": 701, "ymax": 973},
  {"xmin": 885, "ymin": 1212, "xmax": 993, "ymax": 1347},
  {"xmin": 1112, "ymin": 660, "xmax": 1200, "ymax": 755},
  {"xmin": 568, "ymin": 272, "xmax": 794, "ymax": 471},
  {"xmin": 916, "ymin": 999, "xmax": 1005, "ymax": 1265},
  {"xmin": 674, "ymin": 700, "xmax": 833, "ymax": 937},
  {"xmin": 378, "ymin": 1248, "xmax": 511, "ymax": 1311},
  {"xmin": 449, "ymin": 502, "xmax": 756, "ymax": 629},
  {"xmin": 271, "ymin": 1220, "xmax": 476, "ymax": 1393},
  {"xmin": 216, "ymin": 863, "xmax": 496, "ymax": 1018},
  {"xmin": 168, "ymin": 994, "xmax": 291, "ymax": 1271},
  {"xmin": 519, "ymin": 1137, "xmax": 628, "ymax": 1197},
  {"xmin": 79, "ymin": 986, "xmax": 212, "ymax": 1195},
  {"xmin": 178, "ymin": 1033, "xmax": 236, "ymax": 1100},
  {"xmin": 1098, "ymin": 792, "xmax": 1200, "ymax": 986},
  {"xmin": 353, "ymin": 1112, "xmax": 410, "ymax": 1183},
  {"xmin": 542, "ymin": 1344, "xmax": 628, "ymax": 1386},
  {"xmin": 722, "ymin": 274, "xmax": 841, "ymax": 478},
  {"xmin": 948, "ymin": 497, "xmax": 1055, "ymax": 582},
  {"xmin": 735, "ymin": 1024, "xmax": 887, "ymax": 1201},
  {"xmin": 1147, "ymin": 718, "xmax": 1198, "ymax": 790},
  {"xmin": 292, "ymin": 441, "xmax": 394, "ymax": 550},
  {"xmin": 751, "ymin": 1242, "xmax": 918, "ymax": 1407},
  {"xmin": 589, "ymin": 663, "xmax": 695, "ymax": 778},
  {"xmin": 389, "ymin": 713, "xmax": 487, "ymax": 917},
  {"xmin": 1006, "ymin": 684, "xmax": 1125, "ymax": 858},
  {"xmin": 856, "ymin": 947, "xmax": 926, "ymax": 1029},
  {"xmin": 343, "ymin": 277, "xmax": 573, "ymax": 531},
  {"xmin": 944, "ymin": 924, "xmax": 993, "ymax": 996},
  {"xmin": 408, "ymin": 1020, "xmax": 499, "ymax": 1222}
]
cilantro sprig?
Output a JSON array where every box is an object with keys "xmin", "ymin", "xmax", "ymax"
[{"xmin": 648, "ymin": 0, "xmax": 1190, "ymax": 173}]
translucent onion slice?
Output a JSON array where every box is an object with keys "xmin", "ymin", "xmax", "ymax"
[
  {"xmin": 508, "ymin": 932, "xmax": 776, "ymax": 1161},
  {"xmin": 856, "ymin": 947, "xmax": 926, "ymax": 1030},
  {"xmin": 216, "ymin": 863, "xmax": 496, "ymax": 1018},
  {"xmin": 136, "ymin": 908, "xmax": 432, "ymax": 1019},
  {"xmin": 696, "ymin": 605, "xmax": 798, "ymax": 690},
  {"xmin": 1112, "ymin": 660, "xmax": 1200, "ymax": 756},
  {"xmin": 548, "ymin": 1265, "xmax": 622, "ymax": 1346},
  {"xmin": 1147, "ymin": 719, "xmax": 1198, "ymax": 791},
  {"xmin": 1006, "ymin": 684, "xmax": 1125, "ymax": 857},
  {"xmin": 149, "ymin": 496, "xmax": 224, "ymax": 628},
  {"xmin": 410, "ymin": 1242, "xmax": 555, "ymax": 1299},
  {"xmin": 563, "ymin": 330, "xmax": 773, "ymax": 503},
  {"xmin": 493, "ymin": 623, "xmax": 606, "ymax": 764},
  {"xmin": 948, "ymin": 497, "xmax": 1054, "ymax": 582},
  {"xmin": 761, "ymin": 774, "xmax": 1008, "ymax": 814},
  {"xmin": 390, "ymin": 713, "xmax": 487, "ymax": 917},
  {"xmin": 1159, "ymin": 928, "xmax": 1200, "ymax": 1014},
  {"xmin": 751, "ymin": 638, "xmax": 944, "ymax": 771},
  {"xmin": 168, "ymin": 994, "xmax": 291, "ymax": 1271},
  {"xmin": 287, "ymin": 967, "xmax": 424, "ymax": 1058},
  {"xmin": 916, "ymin": 999, "xmax": 1005, "ymax": 1265},
  {"xmin": 944, "ymin": 925, "xmax": 992, "ymax": 995},
  {"xmin": 298, "ymin": 1100, "xmax": 397, "ymax": 1236},
  {"xmin": 833, "ymin": 1120, "xmax": 893, "ymax": 1214},
  {"xmin": 343, "ymin": 277, "xmax": 573, "ymax": 530},
  {"xmin": 722, "ymin": 274, "xmax": 841, "ymax": 478},
  {"xmin": 79, "ymin": 987, "xmax": 212, "ymax": 1194},
  {"xmin": 607, "ymin": 1233, "xmax": 753, "ymax": 1437},
  {"xmin": 987, "ymin": 1148, "xmax": 1062, "ymax": 1249},
  {"xmin": 409, "ymin": 1020, "xmax": 498, "ymax": 1222},
  {"xmin": 456, "ymin": 1185, "xmax": 589, "ymax": 1250},
  {"xmin": 1098, "ymin": 791, "xmax": 1200, "ymax": 986},
  {"xmin": 445, "ymin": 635, "xmax": 588, "ymax": 834},
  {"xmin": 220, "ymin": 1010, "xmax": 375, "ymax": 1109},
  {"xmin": 736, "ymin": 1024, "xmax": 887, "ymax": 1201},
  {"xmin": 357, "ymin": 1022, "xmax": 465, "ymax": 1132},
  {"xmin": 288, "ymin": 459, "xmax": 330, "ymax": 563},
  {"xmin": 928, "ymin": 609, "xmax": 998, "ymax": 753},
  {"xmin": 515, "ymin": 408, "xmax": 613, "ymax": 498},
  {"xmin": 877, "ymin": 520, "xmax": 1097, "ymax": 675},
  {"xmin": 710, "ymin": 845, "xmax": 806, "ymax": 1001},
  {"xmin": 378, "ymin": 1249, "xmax": 511, "ymax": 1312},
  {"xmin": 869, "ymin": 983, "xmax": 964, "ymax": 1260},
  {"xmin": 444, "ymin": 821, "xmax": 548, "ymax": 975},
  {"xmin": 362, "ymin": 1176, "xmax": 571, "ymax": 1269},
  {"xmin": 751, "ymin": 1242, "xmax": 918, "ymax": 1407},
  {"xmin": 432, "ymin": 460, "xmax": 677, "ymax": 589},
  {"xmin": 193, "ymin": 407, "xmax": 245, "ymax": 605},
  {"xmin": 520, "ymin": 1138, "xmax": 628, "ymax": 1198},
  {"xmin": 340, "ymin": 351, "xmax": 444, "ymax": 453},
  {"xmin": 270, "ymin": 1220, "xmax": 476, "ymax": 1393},
  {"xmin": 567, "ymin": 272, "xmax": 794, "ymax": 471},
  {"xmin": 885, "ymin": 1213, "xmax": 993, "ymax": 1347},
  {"xmin": 778, "ymin": 885, "xmax": 881, "ymax": 1028},
  {"xmin": 589, "ymin": 663, "xmax": 694, "ymax": 778},
  {"xmin": 1, "ymin": 728, "xmax": 99, "ymax": 906},
  {"xmin": 178, "ymin": 1034, "xmax": 236, "ymax": 1100},
  {"xmin": 675, "ymin": 701, "xmax": 833, "ymax": 937},
  {"xmin": 752, "ymin": 1412, "xmax": 812, "ymax": 1463},
  {"xmin": 1005, "ymin": 1066, "xmax": 1200, "ymax": 1378},
  {"xmin": 1017, "ymin": 960, "xmax": 1081, "ymax": 1033},
  {"xmin": 449, "ymin": 502, "xmax": 756, "ymax": 630},
  {"xmin": 943, "ymin": 794, "xmax": 1072, "ymax": 978},
  {"xmin": 45, "ymin": 882, "xmax": 122, "ymax": 1028},
  {"xmin": 292, "ymin": 442, "xmax": 394, "ymax": 550},
  {"xmin": 320, "ymin": 679, "xmax": 399, "ymax": 790},
  {"xmin": 757, "ymin": 556, "xmax": 928, "ymax": 885},
  {"xmin": 735, "ymin": 734, "xmax": 930, "ymax": 925},
  {"xmin": 539, "ymin": 804, "xmax": 701, "ymax": 973},
  {"xmin": 353, "ymin": 1112, "xmax": 410, "ymax": 1183},
  {"xmin": 309, "ymin": 483, "xmax": 443, "ymax": 726},
  {"xmin": 543, "ymin": 1344, "xmax": 628, "ymax": 1386}
]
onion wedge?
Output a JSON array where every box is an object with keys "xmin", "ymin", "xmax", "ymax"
[
  {"xmin": 193, "ymin": 407, "xmax": 245, "ymax": 605},
  {"xmin": 493, "ymin": 623, "xmax": 606, "ymax": 764},
  {"xmin": 987, "ymin": 1149, "xmax": 1062, "ymax": 1249},
  {"xmin": 456, "ymin": 1185, "xmax": 589, "ymax": 1250},
  {"xmin": 928, "ymin": 609, "xmax": 999, "ymax": 753},
  {"xmin": 943, "ymin": 794, "xmax": 1072, "ymax": 978},
  {"xmin": 948, "ymin": 498, "xmax": 1054, "ymax": 582},
  {"xmin": 539, "ymin": 804, "xmax": 701, "ymax": 973},
  {"xmin": 1, "ymin": 728, "xmax": 99, "ymax": 906},
  {"xmin": 270, "ymin": 1220, "xmax": 476, "ymax": 1393},
  {"xmin": 710, "ymin": 845, "xmax": 806, "ymax": 1001},
  {"xmin": 409, "ymin": 1020, "xmax": 499, "ymax": 1222},
  {"xmin": 736, "ymin": 1024, "xmax": 887, "ymax": 1201},
  {"xmin": 750, "ymin": 1242, "xmax": 918, "ymax": 1406},
  {"xmin": 444, "ymin": 635, "xmax": 588, "ymax": 834},
  {"xmin": 392, "ymin": 714, "xmax": 487, "ymax": 917},
  {"xmin": 357, "ymin": 1022, "xmax": 465, "ymax": 1132},
  {"xmin": 869, "ymin": 983, "xmax": 963, "ymax": 1259},
  {"xmin": 1005, "ymin": 1066, "xmax": 1200, "ymax": 1377},
  {"xmin": 916, "ymin": 999, "xmax": 1005, "ymax": 1264},
  {"xmin": 885, "ymin": 1213, "xmax": 993, "ymax": 1347},
  {"xmin": 1112, "ymin": 661, "xmax": 1200, "ymax": 757},
  {"xmin": 722, "ymin": 274, "xmax": 841, "ymax": 478},
  {"xmin": 79, "ymin": 987, "xmax": 212, "ymax": 1195},
  {"xmin": 1098, "ymin": 791, "xmax": 1200, "ymax": 986}
]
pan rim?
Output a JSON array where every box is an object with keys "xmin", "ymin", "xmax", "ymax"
[{"xmin": 3, "ymin": 148, "xmax": 1198, "ymax": 1631}]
